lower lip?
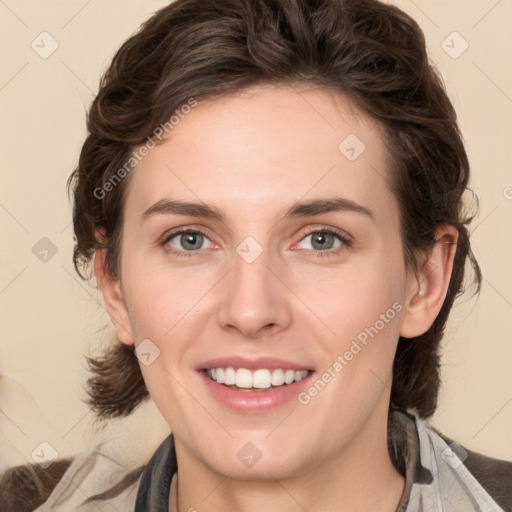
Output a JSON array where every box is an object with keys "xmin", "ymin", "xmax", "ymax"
[{"xmin": 198, "ymin": 370, "xmax": 314, "ymax": 414}]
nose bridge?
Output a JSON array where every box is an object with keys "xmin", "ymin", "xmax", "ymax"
[{"xmin": 216, "ymin": 235, "xmax": 291, "ymax": 337}]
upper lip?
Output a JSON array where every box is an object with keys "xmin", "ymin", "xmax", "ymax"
[{"xmin": 197, "ymin": 356, "xmax": 314, "ymax": 372}]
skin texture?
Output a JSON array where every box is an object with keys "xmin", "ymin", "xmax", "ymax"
[{"xmin": 95, "ymin": 83, "xmax": 458, "ymax": 512}]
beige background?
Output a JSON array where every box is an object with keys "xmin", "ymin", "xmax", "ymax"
[{"xmin": 0, "ymin": 0, "xmax": 511, "ymax": 473}]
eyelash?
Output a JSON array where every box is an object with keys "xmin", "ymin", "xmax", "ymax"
[{"xmin": 160, "ymin": 226, "xmax": 353, "ymax": 258}]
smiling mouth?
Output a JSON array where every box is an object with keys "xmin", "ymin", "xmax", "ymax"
[{"xmin": 203, "ymin": 367, "xmax": 312, "ymax": 390}]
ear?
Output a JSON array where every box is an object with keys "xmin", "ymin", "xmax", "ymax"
[
  {"xmin": 93, "ymin": 242, "xmax": 135, "ymax": 346},
  {"xmin": 400, "ymin": 224, "xmax": 459, "ymax": 338}
]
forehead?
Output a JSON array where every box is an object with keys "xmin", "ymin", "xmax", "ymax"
[{"xmin": 125, "ymin": 83, "xmax": 397, "ymax": 228}]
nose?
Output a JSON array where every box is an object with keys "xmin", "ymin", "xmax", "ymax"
[{"xmin": 216, "ymin": 244, "xmax": 292, "ymax": 339}]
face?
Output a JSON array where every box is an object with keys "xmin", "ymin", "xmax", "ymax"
[{"xmin": 110, "ymin": 83, "xmax": 419, "ymax": 480}]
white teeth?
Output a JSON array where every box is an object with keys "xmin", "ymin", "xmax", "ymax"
[
  {"xmin": 284, "ymin": 369, "xmax": 296, "ymax": 384},
  {"xmin": 253, "ymin": 369, "xmax": 271, "ymax": 389},
  {"xmin": 205, "ymin": 367, "xmax": 309, "ymax": 389},
  {"xmin": 224, "ymin": 367, "xmax": 236, "ymax": 385},
  {"xmin": 271, "ymin": 369, "xmax": 285, "ymax": 386},
  {"xmin": 235, "ymin": 368, "xmax": 253, "ymax": 388}
]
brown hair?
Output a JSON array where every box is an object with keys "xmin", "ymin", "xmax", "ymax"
[{"xmin": 68, "ymin": 0, "xmax": 481, "ymax": 420}]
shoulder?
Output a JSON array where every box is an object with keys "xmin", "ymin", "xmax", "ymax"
[
  {"xmin": 389, "ymin": 407, "xmax": 512, "ymax": 512},
  {"xmin": 0, "ymin": 454, "xmax": 145, "ymax": 512},
  {"xmin": 0, "ymin": 458, "xmax": 73, "ymax": 512},
  {"xmin": 0, "ymin": 403, "xmax": 171, "ymax": 510},
  {"xmin": 434, "ymin": 427, "xmax": 512, "ymax": 512}
]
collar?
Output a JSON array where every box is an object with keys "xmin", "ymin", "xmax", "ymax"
[{"xmin": 134, "ymin": 435, "xmax": 177, "ymax": 511}]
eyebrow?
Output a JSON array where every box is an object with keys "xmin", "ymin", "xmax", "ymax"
[{"xmin": 141, "ymin": 197, "xmax": 374, "ymax": 223}]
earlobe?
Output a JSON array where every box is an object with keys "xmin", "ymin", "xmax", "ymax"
[
  {"xmin": 400, "ymin": 225, "xmax": 459, "ymax": 339},
  {"xmin": 93, "ymin": 246, "xmax": 134, "ymax": 346}
]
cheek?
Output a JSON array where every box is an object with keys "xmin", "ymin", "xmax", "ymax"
[
  {"xmin": 298, "ymin": 251, "xmax": 406, "ymax": 388},
  {"xmin": 293, "ymin": 251, "xmax": 405, "ymax": 338},
  {"xmin": 121, "ymin": 252, "xmax": 214, "ymax": 341},
  {"xmin": 122, "ymin": 265, "xmax": 212, "ymax": 415}
]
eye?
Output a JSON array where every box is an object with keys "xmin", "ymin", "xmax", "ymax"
[
  {"xmin": 161, "ymin": 226, "xmax": 351, "ymax": 258},
  {"xmin": 163, "ymin": 229, "xmax": 214, "ymax": 254},
  {"xmin": 295, "ymin": 228, "xmax": 351, "ymax": 256}
]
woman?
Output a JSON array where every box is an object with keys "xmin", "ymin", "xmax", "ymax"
[{"xmin": 1, "ymin": 0, "xmax": 510, "ymax": 510}]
